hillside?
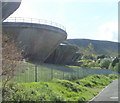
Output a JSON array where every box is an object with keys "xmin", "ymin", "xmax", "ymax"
[{"xmin": 67, "ymin": 39, "xmax": 119, "ymax": 57}]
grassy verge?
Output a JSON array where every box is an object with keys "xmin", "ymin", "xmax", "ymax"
[{"xmin": 3, "ymin": 74, "xmax": 119, "ymax": 102}]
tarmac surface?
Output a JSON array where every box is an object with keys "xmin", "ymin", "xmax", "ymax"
[{"xmin": 88, "ymin": 79, "xmax": 119, "ymax": 103}]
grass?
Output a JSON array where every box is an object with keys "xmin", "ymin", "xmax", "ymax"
[
  {"xmin": 66, "ymin": 65, "xmax": 82, "ymax": 68},
  {"xmin": 3, "ymin": 74, "xmax": 119, "ymax": 102}
]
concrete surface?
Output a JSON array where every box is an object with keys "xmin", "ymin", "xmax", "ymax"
[
  {"xmin": 2, "ymin": 1, "xmax": 21, "ymax": 21},
  {"xmin": 2, "ymin": 22, "xmax": 67, "ymax": 62},
  {"xmin": 45, "ymin": 42, "xmax": 78, "ymax": 64}
]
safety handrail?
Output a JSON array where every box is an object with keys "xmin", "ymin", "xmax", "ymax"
[{"xmin": 3, "ymin": 17, "xmax": 66, "ymax": 31}]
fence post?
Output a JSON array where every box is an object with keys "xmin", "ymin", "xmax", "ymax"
[
  {"xmin": 69, "ymin": 73, "xmax": 71, "ymax": 80},
  {"xmin": 63, "ymin": 72, "xmax": 64, "ymax": 79},
  {"xmin": 51, "ymin": 68, "xmax": 53, "ymax": 80},
  {"xmin": 77, "ymin": 69, "xmax": 79, "ymax": 79},
  {"xmin": 35, "ymin": 65, "xmax": 37, "ymax": 82}
]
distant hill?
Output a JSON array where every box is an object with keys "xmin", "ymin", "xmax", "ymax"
[{"xmin": 67, "ymin": 39, "xmax": 119, "ymax": 57}]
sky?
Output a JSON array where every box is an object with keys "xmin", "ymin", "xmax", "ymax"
[{"xmin": 8, "ymin": 0, "xmax": 118, "ymax": 42}]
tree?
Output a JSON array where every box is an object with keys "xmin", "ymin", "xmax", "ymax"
[
  {"xmin": 100, "ymin": 59, "xmax": 111, "ymax": 69},
  {"xmin": 108, "ymin": 63, "xmax": 114, "ymax": 70},
  {"xmin": 112, "ymin": 57, "xmax": 119, "ymax": 67},
  {"xmin": 82, "ymin": 43, "xmax": 96, "ymax": 59},
  {"xmin": 113, "ymin": 62, "xmax": 120, "ymax": 73},
  {"xmin": 2, "ymin": 34, "xmax": 22, "ymax": 96},
  {"xmin": 97, "ymin": 55, "xmax": 106, "ymax": 59}
]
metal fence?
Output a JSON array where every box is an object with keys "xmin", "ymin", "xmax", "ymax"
[
  {"xmin": 11, "ymin": 63, "xmax": 119, "ymax": 83},
  {"xmin": 3, "ymin": 17, "xmax": 66, "ymax": 31}
]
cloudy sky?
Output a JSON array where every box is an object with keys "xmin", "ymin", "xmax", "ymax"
[{"xmin": 8, "ymin": 0, "xmax": 118, "ymax": 42}]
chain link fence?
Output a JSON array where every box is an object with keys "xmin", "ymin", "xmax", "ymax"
[{"xmin": 12, "ymin": 63, "xmax": 119, "ymax": 83}]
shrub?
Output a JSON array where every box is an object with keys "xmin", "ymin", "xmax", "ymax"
[
  {"xmin": 113, "ymin": 62, "xmax": 120, "ymax": 73},
  {"xmin": 75, "ymin": 75, "xmax": 112, "ymax": 88},
  {"xmin": 100, "ymin": 59, "xmax": 111, "ymax": 69},
  {"xmin": 87, "ymin": 62, "xmax": 99, "ymax": 68},
  {"xmin": 54, "ymin": 79, "xmax": 87, "ymax": 92},
  {"xmin": 3, "ymin": 82, "xmax": 65, "ymax": 101},
  {"xmin": 3, "ymin": 74, "xmax": 118, "ymax": 102},
  {"xmin": 108, "ymin": 74, "xmax": 119, "ymax": 80},
  {"xmin": 108, "ymin": 63, "xmax": 114, "ymax": 70},
  {"xmin": 112, "ymin": 57, "xmax": 119, "ymax": 67}
]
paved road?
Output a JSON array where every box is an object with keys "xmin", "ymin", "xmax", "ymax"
[{"xmin": 89, "ymin": 79, "xmax": 119, "ymax": 103}]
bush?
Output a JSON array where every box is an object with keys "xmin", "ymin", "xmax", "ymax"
[
  {"xmin": 54, "ymin": 79, "xmax": 87, "ymax": 92},
  {"xmin": 112, "ymin": 57, "xmax": 119, "ymax": 67},
  {"xmin": 3, "ymin": 74, "xmax": 119, "ymax": 102},
  {"xmin": 3, "ymin": 82, "xmax": 65, "ymax": 101},
  {"xmin": 75, "ymin": 75, "xmax": 112, "ymax": 88},
  {"xmin": 87, "ymin": 62, "xmax": 99, "ymax": 68},
  {"xmin": 108, "ymin": 74, "xmax": 119, "ymax": 80},
  {"xmin": 97, "ymin": 55, "xmax": 106, "ymax": 59},
  {"xmin": 113, "ymin": 62, "xmax": 120, "ymax": 73},
  {"xmin": 100, "ymin": 59, "xmax": 111, "ymax": 69},
  {"xmin": 108, "ymin": 63, "xmax": 114, "ymax": 70}
]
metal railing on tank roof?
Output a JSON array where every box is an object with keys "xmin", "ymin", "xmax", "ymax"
[{"xmin": 3, "ymin": 17, "xmax": 66, "ymax": 31}]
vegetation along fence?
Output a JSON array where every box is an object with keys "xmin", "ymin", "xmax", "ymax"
[{"xmin": 12, "ymin": 63, "xmax": 119, "ymax": 83}]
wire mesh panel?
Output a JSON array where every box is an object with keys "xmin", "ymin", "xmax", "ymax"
[
  {"xmin": 11, "ymin": 63, "xmax": 119, "ymax": 83},
  {"xmin": 37, "ymin": 65, "xmax": 52, "ymax": 82},
  {"xmin": 52, "ymin": 69, "xmax": 63, "ymax": 79},
  {"xmin": 12, "ymin": 63, "xmax": 35, "ymax": 83},
  {"xmin": 63, "ymin": 72, "xmax": 70, "ymax": 80}
]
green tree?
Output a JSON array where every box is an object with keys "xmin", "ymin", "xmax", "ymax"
[
  {"xmin": 113, "ymin": 62, "xmax": 120, "ymax": 73},
  {"xmin": 108, "ymin": 63, "xmax": 114, "ymax": 70},
  {"xmin": 100, "ymin": 59, "xmax": 111, "ymax": 69},
  {"xmin": 112, "ymin": 57, "xmax": 119, "ymax": 67},
  {"xmin": 97, "ymin": 55, "xmax": 106, "ymax": 59},
  {"xmin": 82, "ymin": 43, "xmax": 96, "ymax": 59}
]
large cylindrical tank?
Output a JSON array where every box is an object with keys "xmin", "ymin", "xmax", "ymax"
[
  {"xmin": 2, "ymin": 1, "xmax": 21, "ymax": 21},
  {"xmin": 2, "ymin": 21, "xmax": 67, "ymax": 62}
]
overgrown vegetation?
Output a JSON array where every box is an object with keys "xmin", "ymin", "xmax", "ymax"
[
  {"xmin": 2, "ymin": 34, "xmax": 22, "ymax": 94},
  {"xmin": 3, "ymin": 74, "xmax": 119, "ymax": 102},
  {"xmin": 76, "ymin": 57, "xmax": 120, "ymax": 73},
  {"xmin": 2, "ymin": 34, "xmax": 119, "ymax": 102}
]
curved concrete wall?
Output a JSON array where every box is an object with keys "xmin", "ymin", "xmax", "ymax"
[
  {"xmin": 2, "ymin": 1, "xmax": 21, "ymax": 21},
  {"xmin": 45, "ymin": 43, "xmax": 78, "ymax": 64},
  {"xmin": 2, "ymin": 22, "xmax": 67, "ymax": 62}
]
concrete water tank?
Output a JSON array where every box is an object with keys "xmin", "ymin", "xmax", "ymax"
[
  {"xmin": 2, "ymin": 17, "xmax": 67, "ymax": 62},
  {"xmin": 2, "ymin": 1, "xmax": 67, "ymax": 62},
  {"xmin": 1, "ymin": 0, "xmax": 22, "ymax": 21},
  {"xmin": 0, "ymin": 0, "xmax": 21, "ymax": 20}
]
